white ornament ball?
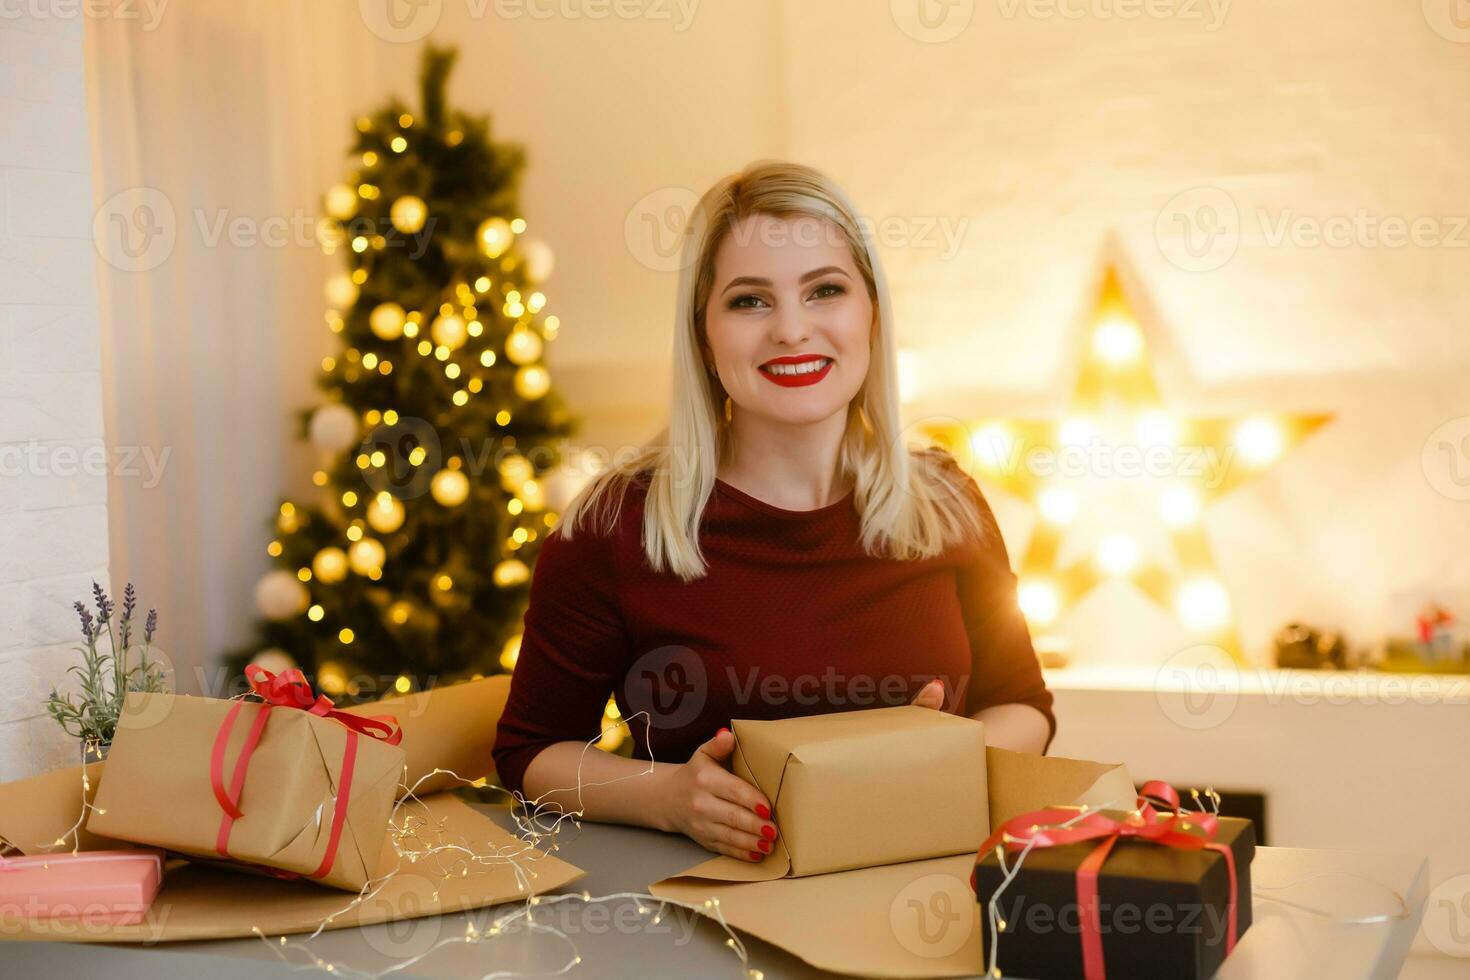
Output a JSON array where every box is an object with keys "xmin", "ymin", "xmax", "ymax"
[
  {"xmin": 521, "ymin": 237, "xmax": 555, "ymax": 283},
  {"xmin": 324, "ymin": 184, "xmax": 358, "ymax": 221},
  {"xmin": 308, "ymin": 403, "xmax": 360, "ymax": 454},
  {"xmin": 255, "ymin": 570, "xmax": 309, "ymax": 621},
  {"xmin": 325, "ymin": 273, "xmax": 359, "ymax": 310},
  {"xmin": 543, "ymin": 465, "xmax": 592, "ymax": 513},
  {"xmin": 390, "ymin": 195, "xmax": 428, "ymax": 234},
  {"xmin": 369, "ymin": 302, "xmax": 406, "ymax": 340},
  {"xmin": 250, "ymin": 648, "xmax": 296, "ymax": 674}
]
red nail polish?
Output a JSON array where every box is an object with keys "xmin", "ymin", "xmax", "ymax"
[
  {"xmin": 761, "ymin": 824, "xmax": 775, "ymax": 840},
  {"xmin": 749, "ymin": 850, "xmax": 761, "ymax": 861},
  {"xmin": 717, "ymin": 727, "xmax": 729, "ymax": 736},
  {"xmin": 758, "ymin": 839, "xmax": 771, "ymax": 852},
  {"xmin": 755, "ymin": 803, "xmax": 770, "ymax": 819}
]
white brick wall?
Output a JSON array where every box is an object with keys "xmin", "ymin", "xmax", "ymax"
[{"xmin": 0, "ymin": 12, "xmax": 111, "ymax": 782}]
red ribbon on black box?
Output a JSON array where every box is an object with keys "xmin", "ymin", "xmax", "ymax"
[
  {"xmin": 971, "ymin": 780, "xmax": 1255, "ymax": 980},
  {"xmin": 208, "ymin": 665, "xmax": 404, "ymax": 882}
]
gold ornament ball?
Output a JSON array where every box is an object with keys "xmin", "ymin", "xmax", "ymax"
[
  {"xmin": 519, "ymin": 478, "xmax": 546, "ymax": 512},
  {"xmin": 497, "ymin": 453, "xmax": 534, "ymax": 491},
  {"xmin": 500, "ymin": 633, "xmax": 522, "ymax": 670},
  {"xmin": 348, "ymin": 537, "xmax": 386, "ymax": 576},
  {"xmin": 312, "ymin": 546, "xmax": 350, "ymax": 584},
  {"xmin": 431, "ymin": 313, "xmax": 468, "ymax": 351},
  {"xmin": 366, "ymin": 495, "xmax": 405, "ymax": 533},
  {"xmin": 477, "ymin": 217, "xmax": 514, "ymax": 259},
  {"xmin": 390, "ymin": 195, "xmax": 428, "ymax": 234},
  {"xmin": 325, "ymin": 273, "xmax": 359, "ymax": 309},
  {"xmin": 386, "ymin": 599, "xmax": 416, "ymax": 627},
  {"xmin": 308, "ymin": 403, "xmax": 360, "ymax": 454},
  {"xmin": 494, "ymin": 558, "xmax": 530, "ymax": 588},
  {"xmin": 431, "ymin": 468, "xmax": 471, "ymax": 507},
  {"xmin": 515, "ymin": 364, "xmax": 551, "ymax": 400},
  {"xmin": 369, "ymin": 302, "xmax": 406, "ymax": 340},
  {"xmin": 505, "ymin": 328, "xmax": 543, "ymax": 366},
  {"xmin": 324, "ymin": 184, "xmax": 358, "ymax": 220}
]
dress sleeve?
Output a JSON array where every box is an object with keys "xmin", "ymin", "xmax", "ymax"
[
  {"xmin": 950, "ymin": 461, "xmax": 1058, "ymax": 754},
  {"xmin": 491, "ymin": 518, "xmax": 630, "ymax": 798}
]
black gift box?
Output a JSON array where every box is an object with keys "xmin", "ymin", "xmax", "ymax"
[{"xmin": 973, "ymin": 814, "xmax": 1255, "ymax": 980}]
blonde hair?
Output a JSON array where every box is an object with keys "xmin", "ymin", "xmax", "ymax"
[{"xmin": 556, "ymin": 159, "xmax": 986, "ymax": 581}]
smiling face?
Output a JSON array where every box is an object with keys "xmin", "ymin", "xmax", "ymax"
[{"xmin": 701, "ymin": 212, "xmax": 875, "ymax": 428}]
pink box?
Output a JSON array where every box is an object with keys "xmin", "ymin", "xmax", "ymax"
[{"xmin": 0, "ymin": 849, "xmax": 163, "ymax": 927}]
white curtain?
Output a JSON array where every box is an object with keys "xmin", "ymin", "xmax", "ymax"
[{"xmin": 84, "ymin": 2, "xmax": 415, "ymax": 695}]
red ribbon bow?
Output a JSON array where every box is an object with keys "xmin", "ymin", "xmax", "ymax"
[
  {"xmin": 974, "ymin": 780, "xmax": 1239, "ymax": 980},
  {"xmin": 208, "ymin": 665, "xmax": 403, "ymax": 881}
]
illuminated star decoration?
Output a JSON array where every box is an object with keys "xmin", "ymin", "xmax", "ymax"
[{"xmin": 922, "ymin": 258, "xmax": 1331, "ymax": 664}]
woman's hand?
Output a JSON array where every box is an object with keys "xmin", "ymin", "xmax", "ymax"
[
  {"xmin": 657, "ymin": 727, "xmax": 779, "ymax": 863},
  {"xmin": 911, "ymin": 677, "xmax": 946, "ymax": 710}
]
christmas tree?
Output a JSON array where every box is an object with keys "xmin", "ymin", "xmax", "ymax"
[{"xmin": 222, "ymin": 45, "xmax": 578, "ymax": 703}]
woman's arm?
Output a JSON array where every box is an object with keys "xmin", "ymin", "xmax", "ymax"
[
  {"xmin": 971, "ymin": 702, "xmax": 1050, "ymax": 754},
  {"xmin": 519, "ymin": 740, "xmax": 679, "ymax": 831}
]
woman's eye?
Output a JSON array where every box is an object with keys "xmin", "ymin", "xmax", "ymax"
[
  {"xmin": 729, "ymin": 293, "xmax": 767, "ymax": 310},
  {"xmin": 811, "ymin": 282, "xmax": 845, "ymax": 300}
]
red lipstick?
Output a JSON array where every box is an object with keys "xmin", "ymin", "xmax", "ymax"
[{"xmin": 758, "ymin": 354, "xmax": 833, "ymax": 388}]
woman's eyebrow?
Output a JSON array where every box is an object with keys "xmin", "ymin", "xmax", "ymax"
[{"xmin": 720, "ymin": 266, "xmax": 850, "ymax": 295}]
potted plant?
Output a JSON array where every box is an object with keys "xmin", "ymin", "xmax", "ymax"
[{"xmin": 45, "ymin": 582, "xmax": 170, "ymax": 763}]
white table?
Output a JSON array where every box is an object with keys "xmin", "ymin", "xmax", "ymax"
[{"xmin": 6, "ymin": 801, "xmax": 1430, "ymax": 979}]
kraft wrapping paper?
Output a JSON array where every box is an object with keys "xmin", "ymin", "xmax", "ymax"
[
  {"xmin": 0, "ymin": 794, "xmax": 583, "ymax": 942},
  {"xmin": 651, "ymin": 707, "xmax": 1135, "ymax": 979}
]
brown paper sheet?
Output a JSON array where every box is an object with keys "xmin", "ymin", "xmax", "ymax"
[
  {"xmin": 0, "ymin": 674, "xmax": 582, "ymax": 942},
  {"xmin": 343, "ymin": 674, "xmax": 509, "ymax": 797},
  {"xmin": 86, "ymin": 691, "xmax": 405, "ymax": 891},
  {"xmin": 651, "ymin": 717, "xmax": 1133, "ymax": 979},
  {"xmin": 0, "ymin": 793, "xmax": 584, "ymax": 942}
]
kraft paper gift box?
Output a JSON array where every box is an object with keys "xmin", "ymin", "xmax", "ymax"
[
  {"xmin": 86, "ymin": 688, "xmax": 405, "ymax": 892},
  {"xmin": 0, "ymin": 674, "xmax": 587, "ymax": 942},
  {"xmin": 0, "ymin": 850, "xmax": 163, "ymax": 927},
  {"xmin": 972, "ymin": 809, "xmax": 1256, "ymax": 980},
  {"xmin": 652, "ymin": 705, "xmax": 1137, "ymax": 979}
]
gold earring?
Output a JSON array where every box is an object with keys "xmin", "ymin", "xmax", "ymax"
[{"xmin": 723, "ymin": 395, "xmax": 733, "ymax": 422}]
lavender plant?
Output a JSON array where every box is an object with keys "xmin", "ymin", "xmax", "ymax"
[{"xmin": 44, "ymin": 582, "xmax": 169, "ymax": 745}]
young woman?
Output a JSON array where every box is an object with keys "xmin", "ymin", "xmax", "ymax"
[{"xmin": 492, "ymin": 160, "xmax": 1054, "ymax": 864}]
